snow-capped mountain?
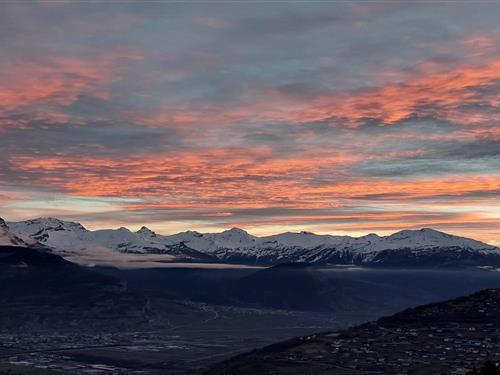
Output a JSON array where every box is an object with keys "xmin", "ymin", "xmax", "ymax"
[
  {"xmin": 137, "ymin": 226, "xmax": 157, "ymax": 238},
  {"xmin": 162, "ymin": 227, "xmax": 498, "ymax": 266},
  {"xmin": 7, "ymin": 217, "xmax": 500, "ymax": 268},
  {"xmin": 7, "ymin": 218, "xmax": 213, "ymax": 265},
  {"xmin": 0, "ymin": 217, "xmax": 31, "ymax": 247},
  {"xmin": 165, "ymin": 227, "xmax": 258, "ymax": 253}
]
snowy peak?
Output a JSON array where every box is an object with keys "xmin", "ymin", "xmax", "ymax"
[
  {"xmin": 165, "ymin": 227, "xmax": 258, "ymax": 253},
  {"xmin": 359, "ymin": 233, "xmax": 380, "ymax": 240},
  {"xmin": 389, "ymin": 228, "xmax": 447, "ymax": 240},
  {"xmin": 0, "ymin": 217, "xmax": 29, "ymax": 247},
  {"xmin": 223, "ymin": 227, "xmax": 249, "ymax": 235},
  {"xmin": 7, "ymin": 217, "xmax": 88, "ymax": 248},
  {"xmin": 214, "ymin": 227, "xmax": 257, "ymax": 246},
  {"xmin": 10, "ymin": 217, "xmax": 87, "ymax": 235},
  {"xmin": 219, "ymin": 227, "xmax": 255, "ymax": 241},
  {"xmin": 383, "ymin": 228, "xmax": 495, "ymax": 251},
  {"xmin": 136, "ymin": 226, "xmax": 157, "ymax": 237},
  {"xmin": 33, "ymin": 217, "xmax": 87, "ymax": 231}
]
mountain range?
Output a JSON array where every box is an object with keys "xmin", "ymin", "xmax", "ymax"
[{"xmin": 3, "ymin": 217, "xmax": 500, "ymax": 268}]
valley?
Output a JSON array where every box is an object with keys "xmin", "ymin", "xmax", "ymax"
[
  {"xmin": 2, "ymin": 261, "xmax": 500, "ymax": 374},
  {"xmin": 0, "ymin": 306, "xmax": 344, "ymax": 375}
]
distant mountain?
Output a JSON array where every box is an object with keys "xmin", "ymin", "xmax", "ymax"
[
  {"xmin": 227, "ymin": 263, "xmax": 335, "ymax": 311},
  {"xmin": 216, "ymin": 263, "xmax": 432, "ymax": 313},
  {"xmin": 7, "ymin": 217, "xmax": 500, "ymax": 268},
  {"xmin": 203, "ymin": 288, "xmax": 500, "ymax": 375},
  {"xmin": 175, "ymin": 227, "xmax": 500, "ymax": 267},
  {"xmin": 8, "ymin": 217, "xmax": 216, "ymax": 264}
]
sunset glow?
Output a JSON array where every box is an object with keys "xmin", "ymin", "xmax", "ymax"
[{"xmin": 1, "ymin": 2, "xmax": 499, "ymax": 244}]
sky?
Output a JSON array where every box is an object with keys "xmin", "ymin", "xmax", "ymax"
[{"xmin": 0, "ymin": 2, "xmax": 499, "ymax": 245}]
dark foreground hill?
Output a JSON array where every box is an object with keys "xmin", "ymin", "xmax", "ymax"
[{"xmin": 204, "ymin": 288, "xmax": 500, "ymax": 375}]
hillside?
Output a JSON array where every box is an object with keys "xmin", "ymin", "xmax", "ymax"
[{"xmin": 203, "ymin": 289, "xmax": 500, "ymax": 375}]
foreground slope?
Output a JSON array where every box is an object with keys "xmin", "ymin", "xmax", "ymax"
[{"xmin": 204, "ymin": 289, "xmax": 500, "ymax": 375}]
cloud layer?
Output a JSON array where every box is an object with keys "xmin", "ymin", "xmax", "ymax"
[{"xmin": 1, "ymin": 2, "xmax": 499, "ymax": 244}]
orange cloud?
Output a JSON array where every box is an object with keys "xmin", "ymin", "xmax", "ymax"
[
  {"xmin": 137, "ymin": 58, "xmax": 500, "ymax": 129},
  {"xmin": 253, "ymin": 59, "xmax": 500, "ymax": 127},
  {"xmin": 7, "ymin": 148, "xmax": 358, "ymax": 201},
  {"xmin": 7, "ymin": 151, "xmax": 500, "ymax": 208},
  {"xmin": 0, "ymin": 49, "xmax": 142, "ymax": 125}
]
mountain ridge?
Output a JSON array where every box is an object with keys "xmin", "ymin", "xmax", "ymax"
[
  {"xmin": 5, "ymin": 217, "xmax": 500, "ymax": 268},
  {"xmin": 0, "ymin": 218, "xmax": 32, "ymax": 247}
]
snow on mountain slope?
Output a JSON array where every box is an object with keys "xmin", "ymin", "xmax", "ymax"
[
  {"xmin": 0, "ymin": 218, "xmax": 31, "ymax": 247},
  {"xmin": 165, "ymin": 227, "xmax": 258, "ymax": 252},
  {"xmin": 261, "ymin": 231, "xmax": 349, "ymax": 249},
  {"xmin": 166, "ymin": 227, "xmax": 496, "ymax": 253},
  {"xmin": 8, "ymin": 218, "xmax": 184, "ymax": 263},
  {"xmin": 137, "ymin": 226, "xmax": 157, "ymax": 238},
  {"xmin": 162, "ymin": 226, "xmax": 499, "ymax": 266},
  {"xmin": 8, "ymin": 218, "xmax": 88, "ymax": 246},
  {"xmin": 379, "ymin": 228, "xmax": 492, "ymax": 250},
  {"xmin": 7, "ymin": 217, "xmax": 499, "ymax": 267}
]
